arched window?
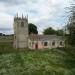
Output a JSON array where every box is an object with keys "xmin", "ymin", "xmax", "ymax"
[
  {"xmin": 52, "ymin": 41, "xmax": 55, "ymax": 46},
  {"xmin": 21, "ymin": 21, "xmax": 24, "ymax": 27},
  {"xmin": 60, "ymin": 41, "xmax": 63, "ymax": 45},
  {"xmin": 44, "ymin": 42, "xmax": 48, "ymax": 46}
]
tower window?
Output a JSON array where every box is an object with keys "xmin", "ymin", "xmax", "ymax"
[{"xmin": 21, "ymin": 22, "xmax": 24, "ymax": 27}]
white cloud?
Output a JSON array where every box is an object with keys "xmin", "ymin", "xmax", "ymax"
[
  {"xmin": 0, "ymin": 0, "xmax": 72, "ymax": 34},
  {"xmin": 0, "ymin": 12, "xmax": 13, "ymax": 28}
]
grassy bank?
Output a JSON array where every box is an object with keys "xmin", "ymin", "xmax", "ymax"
[{"xmin": 0, "ymin": 45, "xmax": 75, "ymax": 75}]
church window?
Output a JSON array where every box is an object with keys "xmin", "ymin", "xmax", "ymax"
[
  {"xmin": 44, "ymin": 42, "xmax": 48, "ymax": 46},
  {"xmin": 60, "ymin": 41, "xmax": 63, "ymax": 45},
  {"xmin": 52, "ymin": 41, "xmax": 55, "ymax": 46},
  {"xmin": 21, "ymin": 21, "xmax": 24, "ymax": 27}
]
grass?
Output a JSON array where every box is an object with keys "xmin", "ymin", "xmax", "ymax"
[{"xmin": 0, "ymin": 44, "xmax": 75, "ymax": 75}]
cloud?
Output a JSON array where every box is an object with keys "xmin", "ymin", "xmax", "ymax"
[
  {"xmin": 0, "ymin": 0, "xmax": 71, "ymax": 34},
  {"xmin": 0, "ymin": 0, "xmax": 27, "ymax": 5},
  {"xmin": 0, "ymin": 12, "xmax": 13, "ymax": 27}
]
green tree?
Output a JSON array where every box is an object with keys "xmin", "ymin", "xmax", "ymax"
[
  {"xmin": 67, "ymin": 5, "xmax": 75, "ymax": 46},
  {"xmin": 56, "ymin": 29, "xmax": 64, "ymax": 36},
  {"xmin": 0, "ymin": 33, "xmax": 5, "ymax": 36},
  {"xmin": 43, "ymin": 27, "xmax": 56, "ymax": 35},
  {"xmin": 28, "ymin": 23, "xmax": 38, "ymax": 34},
  {"xmin": 0, "ymin": 33, "xmax": 2, "ymax": 36}
]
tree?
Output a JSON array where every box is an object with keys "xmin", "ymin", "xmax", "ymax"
[
  {"xmin": 0, "ymin": 33, "xmax": 2, "ymax": 36},
  {"xmin": 56, "ymin": 29, "xmax": 64, "ymax": 36},
  {"xmin": 66, "ymin": 4, "xmax": 75, "ymax": 46},
  {"xmin": 43, "ymin": 27, "xmax": 56, "ymax": 35},
  {"xmin": 0, "ymin": 33, "xmax": 5, "ymax": 36},
  {"xmin": 28, "ymin": 23, "xmax": 38, "ymax": 34}
]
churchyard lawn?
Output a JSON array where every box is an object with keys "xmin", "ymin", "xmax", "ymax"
[{"xmin": 0, "ymin": 45, "xmax": 75, "ymax": 75}]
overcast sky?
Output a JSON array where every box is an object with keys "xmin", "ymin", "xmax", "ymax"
[{"xmin": 0, "ymin": 0, "xmax": 72, "ymax": 34}]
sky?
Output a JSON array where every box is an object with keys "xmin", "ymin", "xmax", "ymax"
[{"xmin": 0, "ymin": 0, "xmax": 72, "ymax": 34}]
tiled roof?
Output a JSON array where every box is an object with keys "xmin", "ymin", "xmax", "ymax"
[{"xmin": 29, "ymin": 35, "xmax": 64, "ymax": 40}]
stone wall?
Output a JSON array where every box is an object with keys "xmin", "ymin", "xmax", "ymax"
[
  {"xmin": 28, "ymin": 37, "xmax": 64, "ymax": 49},
  {"xmin": 13, "ymin": 16, "xmax": 28, "ymax": 48}
]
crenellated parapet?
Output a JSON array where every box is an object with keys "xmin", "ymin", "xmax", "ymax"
[{"xmin": 14, "ymin": 14, "xmax": 28, "ymax": 22}]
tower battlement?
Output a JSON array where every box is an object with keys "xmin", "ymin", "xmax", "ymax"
[{"xmin": 14, "ymin": 14, "xmax": 28, "ymax": 21}]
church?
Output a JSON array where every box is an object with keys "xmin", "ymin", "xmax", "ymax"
[{"xmin": 13, "ymin": 15, "xmax": 65, "ymax": 49}]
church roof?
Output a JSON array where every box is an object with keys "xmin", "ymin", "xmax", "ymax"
[{"xmin": 29, "ymin": 35, "xmax": 64, "ymax": 40}]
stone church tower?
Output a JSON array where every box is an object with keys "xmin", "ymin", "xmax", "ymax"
[{"xmin": 13, "ymin": 14, "xmax": 28, "ymax": 48}]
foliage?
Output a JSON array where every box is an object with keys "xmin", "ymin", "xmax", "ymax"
[
  {"xmin": 43, "ymin": 27, "xmax": 64, "ymax": 36},
  {"xmin": 56, "ymin": 30, "xmax": 64, "ymax": 36},
  {"xmin": 0, "ymin": 45, "xmax": 75, "ymax": 75},
  {"xmin": 43, "ymin": 27, "xmax": 56, "ymax": 35},
  {"xmin": 66, "ymin": 4, "xmax": 75, "ymax": 46},
  {"xmin": 28, "ymin": 23, "xmax": 38, "ymax": 34},
  {"xmin": 0, "ymin": 33, "xmax": 5, "ymax": 36}
]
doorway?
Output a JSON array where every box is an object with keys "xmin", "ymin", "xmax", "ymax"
[{"xmin": 35, "ymin": 43, "xmax": 38, "ymax": 49}]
